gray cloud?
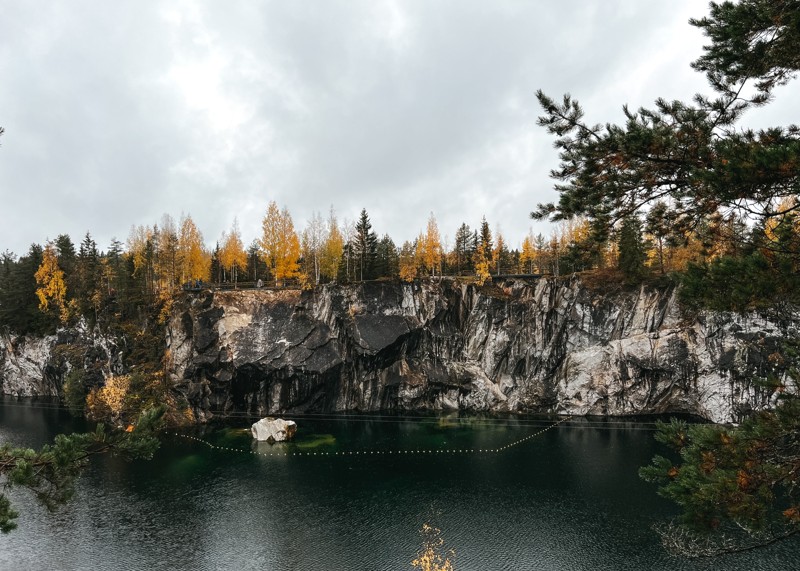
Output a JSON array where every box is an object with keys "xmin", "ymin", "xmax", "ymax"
[{"xmin": 1, "ymin": 0, "xmax": 797, "ymax": 256}]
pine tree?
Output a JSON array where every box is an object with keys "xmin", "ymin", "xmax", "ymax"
[
  {"xmin": 1, "ymin": 407, "xmax": 164, "ymax": 534},
  {"xmin": 640, "ymin": 344, "xmax": 800, "ymax": 555},
  {"xmin": 585, "ymin": 1, "xmax": 800, "ymax": 553},
  {"xmin": 532, "ymin": 1, "xmax": 800, "ymax": 242}
]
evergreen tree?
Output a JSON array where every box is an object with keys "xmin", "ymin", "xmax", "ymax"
[
  {"xmin": 76, "ymin": 232, "xmax": 101, "ymax": 320},
  {"xmin": 644, "ymin": 202, "xmax": 674, "ymax": 274},
  {"xmin": 1, "ymin": 407, "xmax": 164, "ymax": 533},
  {"xmin": 210, "ymin": 243, "xmax": 222, "ymax": 284},
  {"xmin": 617, "ymin": 215, "xmax": 647, "ymax": 281},
  {"xmin": 560, "ymin": 0, "xmax": 800, "ymax": 553},
  {"xmin": 478, "ymin": 217, "xmax": 492, "ymax": 254},
  {"xmin": 106, "ymin": 238, "xmax": 125, "ymax": 296},
  {"xmin": 640, "ymin": 347, "xmax": 800, "ymax": 556},
  {"xmin": 374, "ymin": 234, "xmax": 399, "ymax": 279},
  {"xmin": 353, "ymin": 208, "xmax": 378, "ymax": 281},
  {"xmin": 532, "ymin": 0, "xmax": 800, "ymax": 241},
  {"xmin": 453, "ymin": 223, "xmax": 475, "ymax": 275},
  {"xmin": 0, "ymin": 246, "xmax": 54, "ymax": 334}
]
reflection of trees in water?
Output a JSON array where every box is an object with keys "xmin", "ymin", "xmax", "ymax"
[{"xmin": 412, "ymin": 523, "xmax": 455, "ymax": 571}]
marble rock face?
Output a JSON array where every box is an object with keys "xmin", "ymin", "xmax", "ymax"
[
  {"xmin": 165, "ymin": 278, "xmax": 799, "ymax": 424},
  {"xmin": 251, "ymin": 417, "xmax": 297, "ymax": 443},
  {"xmin": 4, "ymin": 278, "xmax": 797, "ymax": 426}
]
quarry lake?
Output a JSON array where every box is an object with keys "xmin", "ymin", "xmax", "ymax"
[{"xmin": 1, "ymin": 397, "xmax": 798, "ymax": 571}]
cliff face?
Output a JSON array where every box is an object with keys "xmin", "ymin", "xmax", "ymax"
[
  {"xmin": 166, "ymin": 278, "xmax": 796, "ymax": 423},
  {"xmin": 1, "ymin": 334, "xmax": 60, "ymax": 397},
  {"xmin": 0, "ymin": 324, "xmax": 125, "ymax": 398}
]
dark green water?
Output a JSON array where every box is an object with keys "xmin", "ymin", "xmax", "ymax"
[{"xmin": 1, "ymin": 398, "xmax": 798, "ymax": 571}]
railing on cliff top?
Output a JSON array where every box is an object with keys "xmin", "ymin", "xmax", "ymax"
[{"xmin": 183, "ymin": 273, "xmax": 546, "ymax": 293}]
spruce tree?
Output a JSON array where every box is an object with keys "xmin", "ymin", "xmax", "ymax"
[
  {"xmin": 76, "ymin": 232, "xmax": 100, "ymax": 320},
  {"xmin": 353, "ymin": 208, "xmax": 378, "ymax": 281},
  {"xmin": 478, "ymin": 217, "xmax": 492, "ymax": 253}
]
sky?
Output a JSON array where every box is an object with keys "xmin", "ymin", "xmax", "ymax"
[{"xmin": 0, "ymin": 0, "xmax": 797, "ymax": 255}]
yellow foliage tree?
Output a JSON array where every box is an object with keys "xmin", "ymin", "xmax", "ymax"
[
  {"xmin": 86, "ymin": 374, "xmax": 131, "ymax": 422},
  {"xmin": 260, "ymin": 201, "xmax": 301, "ymax": 286},
  {"xmin": 667, "ymin": 233, "xmax": 707, "ymax": 272},
  {"xmin": 520, "ymin": 234, "xmax": 535, "ymax": 273},
  {"xmin": 156, "ymin": 213, "xmax": 181, "ymax": 292},
  {"xmin": 764, "ymin": 196, "xmax": 798, "ymax": 244},
  {"xmin": 493, "ymin": 229, "xmax": 506, "ymax": 275},
  {"xmin": 473, "ymin": 243, "xmax": 491, "ymax": 285},
  {"xmin": 126, "ymin": 224, "xmax": 155, "ymax": 292},
  {"xmin": 399, "ymin": 240, "xmax": 418, "ymax": 282},
  {"xmin": 34, "ymin": 243, "xmax": 72, "ymax": 324},
  {"xmin": 219, "ymin": 218, "xmax": 248, "ymax": 287},
  {"xmin": 419, "ymin": 213, "xmax": 442, "ymax": 276},
  {"xmin": 320, "ymin": 208, "xmax": 344, "ymax": 282},
  {"xmin": 179, "ymin": 214, "xmax": 210, "ymax": 284}
]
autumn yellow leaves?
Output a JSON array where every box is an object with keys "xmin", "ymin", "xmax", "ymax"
[
  {"xmin": 399, "ymin": 214, "xmax": 443, "ymax": 282},
  {"xmin": 32, "ymin": 201, "xmax": 540, "ymax": 324},
  {"xmin": 259, "ymin": 202, "xmax": 301, "ymax": 286}
]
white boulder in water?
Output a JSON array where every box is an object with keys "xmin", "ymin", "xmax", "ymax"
[{"xmin": 251, "ymin": 417, "xmax": 297, "ymax": 443}]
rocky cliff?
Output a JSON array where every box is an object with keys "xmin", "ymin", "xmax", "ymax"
[
  {"xmin": 0, "ymin": 324, "xmax": 125, "ymax": 398},
  {"xmin": 166, "ymin": 278, "xmax": 797, "ymax": 424}
]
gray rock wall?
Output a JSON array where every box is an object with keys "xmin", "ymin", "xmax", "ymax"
[
  {"xmin": 0, "ymin": 324, "xmax": 126, "ymax": 398},
  {"xmin": 0, "ymin": 333, "xmax": 59, "ymax": 396},
  {"xmin": 166, "ymin": 278, "xmax": 798, "ymax": 423}
]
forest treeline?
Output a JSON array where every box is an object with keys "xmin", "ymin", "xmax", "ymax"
[{"xmin": 3, "ymin": 195, "xmax": 800, "ymax": 338}]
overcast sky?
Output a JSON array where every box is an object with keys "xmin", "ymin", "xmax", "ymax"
[{"xmin": 0, "ymin": 0, "xmax": 797, "ymax": 255}]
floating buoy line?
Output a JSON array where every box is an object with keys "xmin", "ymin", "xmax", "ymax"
[{"xmin": 173, "ymin": 416, "xmax": 573, "ymax": 459}]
